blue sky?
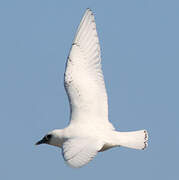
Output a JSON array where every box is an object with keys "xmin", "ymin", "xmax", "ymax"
[{"xmin": 0, "ymin": 0, "xmax": 178, "ymax": 179}]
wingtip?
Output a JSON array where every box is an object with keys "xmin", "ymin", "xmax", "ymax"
[
  {"xmin": 86, "ymin": 8, "xmax": 92, "ymax": 11},
  {"xmin": 86, "ymin": 8, "xmax": 94, "ymax": 15}
]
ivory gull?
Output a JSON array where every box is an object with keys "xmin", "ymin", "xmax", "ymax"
[{"xmin": 36, "ymin": 9, "xmax": 148, "ymax": 168}]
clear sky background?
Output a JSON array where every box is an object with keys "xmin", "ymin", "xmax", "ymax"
[{"xmin": 0, "ymin": 0, "xmax": 178, "ymax": 179}]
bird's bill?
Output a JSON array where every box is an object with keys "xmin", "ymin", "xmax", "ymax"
[{"xmin": 35, "ymin": 138, "xmax": 46, "ymax": 145}]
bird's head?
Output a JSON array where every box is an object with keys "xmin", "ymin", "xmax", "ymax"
[{"xmin": 35, "ymin": 129, "xmax": 64, "ymax": 147}]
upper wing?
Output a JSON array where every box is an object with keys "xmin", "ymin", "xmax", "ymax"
[
  {"xmin": 64, "ymin": 9, "xmax": 109, "ymax": 124},
  {"xmin": 62, "ymin": 138, "xmax": 103, "ymax": 168}
]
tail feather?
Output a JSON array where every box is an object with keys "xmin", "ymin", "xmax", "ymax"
[{"xmin": 117, "ymin": 130, "xmax": 148, "ymax": 150}]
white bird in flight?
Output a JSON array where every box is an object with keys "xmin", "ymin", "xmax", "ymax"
[{"xmin": 36, "ymin": 8, "xmax": 148, "ymax": 168}]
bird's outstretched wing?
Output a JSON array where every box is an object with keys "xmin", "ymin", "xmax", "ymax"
[
  {"xmin": 64, "ymin": 9, "xmax": 110, "ymax": 125},
  {"xmin": 62, "ymin": 138, "xmax": 103, "ymax": 168}
]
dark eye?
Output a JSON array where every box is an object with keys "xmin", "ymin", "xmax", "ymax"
[{"xmin": 46, "ymin": 134, "xmax": 52, "ymax": 140}]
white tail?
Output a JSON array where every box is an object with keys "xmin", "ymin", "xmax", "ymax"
[{"xmin": 117, "ymin": 130, "xmax": 148, "ymax": 150}]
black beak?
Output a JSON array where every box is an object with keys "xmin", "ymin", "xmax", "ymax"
[{"xmin": 35, "ymin": 137, "xmax": 47, "ymax": 145}]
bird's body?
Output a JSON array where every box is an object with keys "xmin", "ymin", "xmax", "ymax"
[{"xmin": 36, "ymin": 9, "xmax": 148, "ymax": 168}]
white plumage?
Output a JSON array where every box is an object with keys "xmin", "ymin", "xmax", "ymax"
[
  {"xmin": 64, "ymin": 9, "xmax": 109, "ymax": 124},
  {"xmin": 36, "ymin": 9, "xmax": 148, "ymax": 168}
]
